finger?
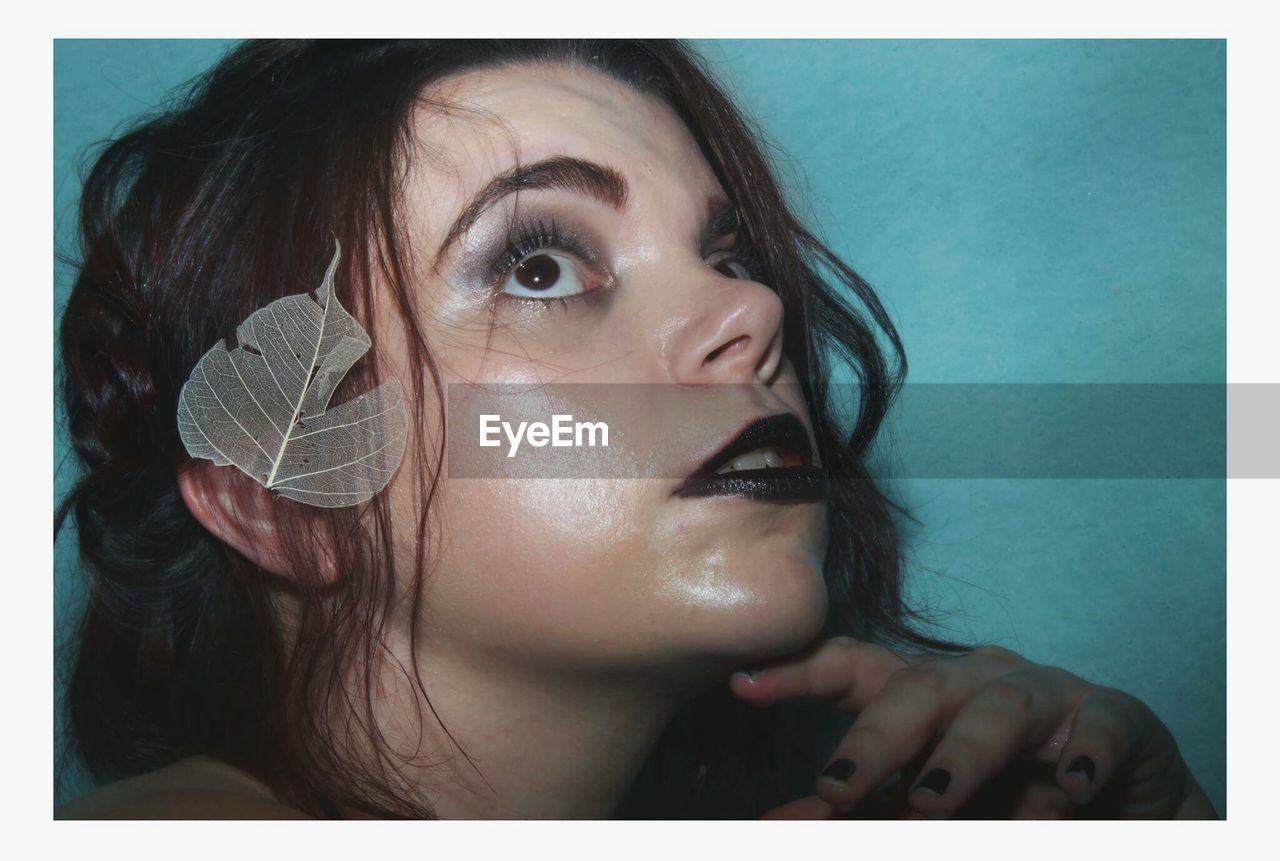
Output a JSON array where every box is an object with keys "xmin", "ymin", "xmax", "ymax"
[
  {"xmin": 729, "ymin": 636, "xmax": 914, "ymax": 711},
  {"xmin": 1006, "ymin": 780, "xmax": 1076, "ymax": 820},
  {"xmin": 759, "ymin": 795, "xmax": 836, "ymax": 820},
  {"xmin": 1053, "ymin": 688, "xmax": 1148, "ymax": 806},
  {"xmin": 902, "ymin": 669, "xmax": 1071, "ymax": 818},
  {"xmin": 811, "ymin": 663, "xmax": 955, "ymax": 812},
  {"xmin": 810, "ymin": 648, "xmax": 1039, "ymax": 812}
]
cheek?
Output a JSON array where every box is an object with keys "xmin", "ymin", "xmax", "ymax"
[
  {"xmin": 420, "ymin": 476, "xmax": 830, "ymax": 670},
  {"xmin": 426, "ymin": 478, "xmax": 662, "ymax": 659}
]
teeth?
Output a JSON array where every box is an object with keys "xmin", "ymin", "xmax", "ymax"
[{"xmin": 714, "ymin": 447, "xmax": 784, "ymax": 475}]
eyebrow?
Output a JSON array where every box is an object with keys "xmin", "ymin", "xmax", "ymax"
[
  {"xmin": 435, "ymin": 156, "xmax": 629, "ymax": 263},
  {"xmin": 434, "ymin": 154, "xmax": 741, "ymax": 263}
]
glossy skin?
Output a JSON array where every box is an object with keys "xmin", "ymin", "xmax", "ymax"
[
  {"xmin": 345, "ymin": 63, "xmax": 831, "ymax": 816},
  {"xmin": 379, "ymin": 64, "xmax": 830, "ymax": 681},
  {"xmin": 66, "ymin": 62, "xmax": 1214, "ymax": 819}
]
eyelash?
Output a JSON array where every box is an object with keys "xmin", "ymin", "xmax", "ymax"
[
  {"xmin": 491, "ymin": 217, "xmax": 593, "ymax": 284},
  {"xmin": 488, "ymin": 216, "xmax": 769, "ymax": 308},
  {"xmin": 715, "ymin": 239, "xmax": 768, "ymax": 283}
]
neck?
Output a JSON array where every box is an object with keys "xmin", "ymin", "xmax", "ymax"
[{"xmin": 360, "ymin": 647, "xmax": 715, "ymax": 819}]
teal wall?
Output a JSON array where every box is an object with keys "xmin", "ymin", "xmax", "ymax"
[{"xmin": 54, "ymin": 40, "xmax": 1226, "ymax": 814}]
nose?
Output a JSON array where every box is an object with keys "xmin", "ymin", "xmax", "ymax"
[{"xmin": 664, "ymin": 274, "xmax": 785, "ymax": 385}]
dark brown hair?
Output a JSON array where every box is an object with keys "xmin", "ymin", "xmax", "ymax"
[{"xmin": 56, "ymin": 39, "xmax": 957, "ymax": 819}]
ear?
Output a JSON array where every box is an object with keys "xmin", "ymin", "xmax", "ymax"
[{"xmin": 177, "ymin": 461, "xmax": 338, "ymax": 582}]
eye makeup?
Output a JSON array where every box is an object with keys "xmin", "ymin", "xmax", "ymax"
[
  {"xmin": 707, "ymin": 236, "xmax": 768, "ymax": 284},
  {"xmin": 488, "ymin": 215, "xmax": 613, "ymax": 299},
  {"xmin": 455, "ymin": 203, "xmax": 772, "ymax": 313}
]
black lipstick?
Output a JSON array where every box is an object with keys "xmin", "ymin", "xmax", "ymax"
[{"xmin": 675, "ymin": 413, "xmax": 827, "ymax": 503}]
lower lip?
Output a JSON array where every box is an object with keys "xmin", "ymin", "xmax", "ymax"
[{"xmin": 674, "ymin": 466, "xmax": 828, "ymax": 503}]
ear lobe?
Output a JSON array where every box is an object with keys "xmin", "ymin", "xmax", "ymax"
[{"xmin": 177, "ymin": 462, "xmax": 337, "ymax": 581}]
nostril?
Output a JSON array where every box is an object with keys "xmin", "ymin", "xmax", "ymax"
[{"xmin": 704, "ymin": 334, "xmax": 750, "ymax": 365}]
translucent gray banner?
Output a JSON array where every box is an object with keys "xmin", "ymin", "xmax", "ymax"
[{"xmin": 443, "ymin": 383, "xmax": 1273, "ymax": 480}]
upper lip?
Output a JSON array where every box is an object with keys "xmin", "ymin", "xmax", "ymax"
[{"xmin": 684, "ymin": 412, "xmax": 814, "ymax": 480}]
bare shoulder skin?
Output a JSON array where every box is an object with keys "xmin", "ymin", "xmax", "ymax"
[{"xmin": 55, "ymin": 756, "xmax": 309, "ymax": 820}]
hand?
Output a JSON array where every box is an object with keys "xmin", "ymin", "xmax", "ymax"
[{"xmin": 729, "ymin": 637, "xmax": 1217, "ymax": 819}]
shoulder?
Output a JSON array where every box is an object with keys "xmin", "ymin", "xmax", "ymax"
[
  {"xmin": 56, "ymin": 756, "xmax": 311, "ymax": 820},
  {"xmin": 56, "ymin": 789, "xmax": 308, "ymax": 820}
]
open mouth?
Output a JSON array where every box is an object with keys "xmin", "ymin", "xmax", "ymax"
[{"xmin": 675, "ymin": 412, "xmax": 827, "ymax": 503}]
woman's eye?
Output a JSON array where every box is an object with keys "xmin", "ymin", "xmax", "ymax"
[
  {"xmin": 501, "ymin": 251, "xmax": 590, "ymax": 299},
  {"xmin": 707, "ymin": 250, "xmax": 754, "ymax": 280}
]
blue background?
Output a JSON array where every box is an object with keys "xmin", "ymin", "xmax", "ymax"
[{"xmin": 54, "ymin": 39, "xmax": 1226, "ymax": 814}]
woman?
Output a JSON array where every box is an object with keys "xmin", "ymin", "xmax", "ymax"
[{"xmin": 54, "ymin": 39, "xmax": 1216, "ymax": 819}]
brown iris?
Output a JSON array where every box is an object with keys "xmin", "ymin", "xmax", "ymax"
[{"xmin": 514, "ymin": 254, "xmax": 560, "ymax": 291}]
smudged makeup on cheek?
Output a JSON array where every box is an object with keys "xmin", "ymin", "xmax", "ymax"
[{"xmin": 649, "ymin": 498, "xmax": 830, "ymax": 611}]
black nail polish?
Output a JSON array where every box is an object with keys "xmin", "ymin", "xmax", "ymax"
[
  {"xmin": 821, "ymin": 758, "xmax": 857, "ymax": 782},
  {"xmin": 1067, "ymin": 755, "xmax": 1096, "ymax": 783},
  {"xmin": 915, "ymin": 767, "xmax": 951, "ymax": 795}
]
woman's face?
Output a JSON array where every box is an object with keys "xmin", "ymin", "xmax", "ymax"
[{"xmin": 377, "ymin": 63, "xmax": 829, "ymax": 680}]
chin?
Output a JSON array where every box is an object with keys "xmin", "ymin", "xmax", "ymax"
[
  {"xmin": 659, "ymin": 539, "xmax": 831, "ymax": 669},
  {"xmin": 729, "ymin": 550, "xmax": 831, "ymax": 663}
]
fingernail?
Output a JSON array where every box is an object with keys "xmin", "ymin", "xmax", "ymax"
[
  {"xmin": 1067, "ymin": 754, "xmax": 1096, "ymax": 783},
  {"xmin": 820, "ymin": 758, "xmax": 857, "ymax": 782},
  {"xmin": 914, "ymin": 767, "xmax": 951, "ymax": 796}
]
